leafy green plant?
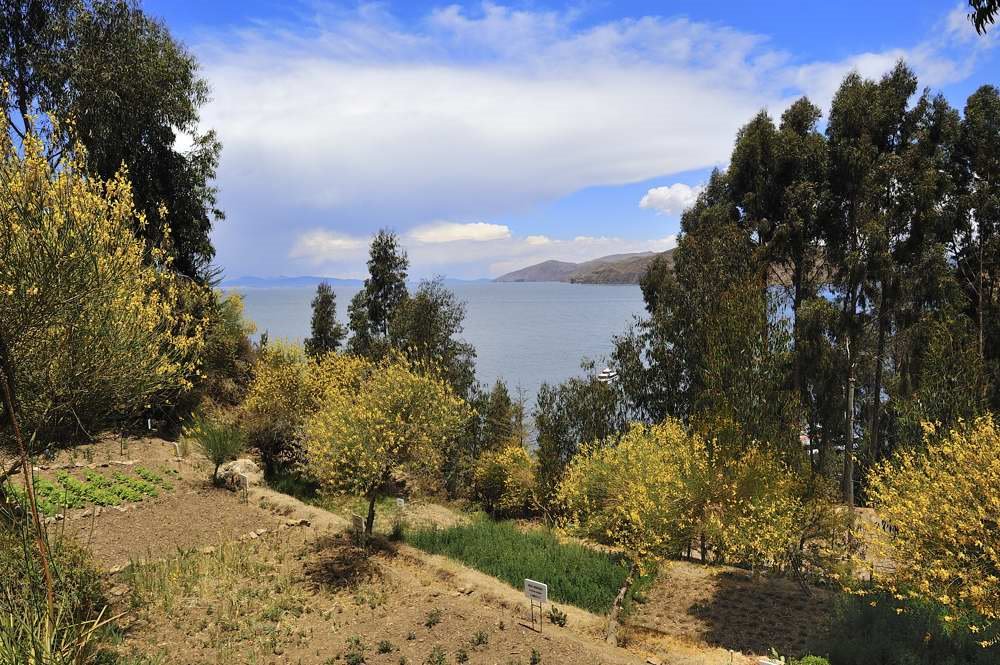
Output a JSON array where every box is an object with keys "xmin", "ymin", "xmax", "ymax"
[
  {"xmin": 424, "ymin": 646, "xmax": 446, "ymax": 665},
  {"xmin": 377, "ymin": 640, "xmax": 394, "ymax": 654},
  {"xmin": 344, "ymin": 635, "xmax": 367, "ymax": 665},
  {"xmin": 471, "ymin": 630, "xmax": 488, "ymax": 647},
  {"xmin": 547, "ymin": 606, "xmax": 567, "ymax": 627},
  {"xmin": 184, "ymin": 415, "xmax": 246, "ymax": 481},
  {"xmin": 425, "ymin": 608, "xmax": 442, "ymax": 628},
  {"xmin": 529, "ymin": 649, "xmax": 541, "ymax": 665},
  {"xmin": 455, "ymin": 648, "xmax": 469, "ymax": 663}
]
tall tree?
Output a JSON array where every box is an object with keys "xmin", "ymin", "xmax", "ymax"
[
  {"xmin": 954, "ymin": 85, "xmax": 1000, "ymax": 412},
  {"xmin": 305, "ymin": 282, "xmax": 345, "ymax": 358},
  {"xmin": 0, "ymin": 0, "xmax": 223, "ymax": 279},
  {"xmin": 825, "ymin": 63, "xmax": 920, "ymax": 505},
  {"xmin": 388, "ymin": 276, "xmax": 476, "ymax": 397}
]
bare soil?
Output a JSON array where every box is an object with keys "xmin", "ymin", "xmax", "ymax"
[{"xmin": 22, "ymin": 436, "xmax": 823, "ymax": 664}]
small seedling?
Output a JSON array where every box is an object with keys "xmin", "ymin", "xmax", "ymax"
[
  {"xmin": 456, "ymin": 649, "xmax": 469, "ymax": 663},
  {"xmin": 471, "ymin": 630, "xmax": 488, "ymax": 647},
  {"xmin": 547, "ymin": 606, "xmax": 567, "ymax": 627},
  {"xmin": 529, "ymin": 649, "xmax": 541, "ymax": 665},
  {"xmin": 425, "ymin": 608, "xmax": 442, "ymax": 628},
  {"xmin": 378, "ymin": 640, "xmax": 394, "ymax": 654},
  {"xmin": 406, "ymin": 631, "xmax": 417, "ymax": 641},
  {"xmin": 345, "ymin": 635, "xmax": 367, "ymax": 665},
  {"xmin": 424, "ymin": 646, "xmax": 446, "ymax": 665}
]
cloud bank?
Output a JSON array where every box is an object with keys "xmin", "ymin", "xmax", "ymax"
[{"xmin": 196, "ymin": 2, "xmax": 989, "ymax": 277}]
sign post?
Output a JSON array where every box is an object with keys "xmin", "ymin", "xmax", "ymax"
[{"xmin": 524, "ymin": 579, "xmax": 548, "ymax": 633}]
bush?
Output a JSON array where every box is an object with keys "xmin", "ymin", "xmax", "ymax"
[
  {"xmin": 239, "ymin": 341, "xmax": 318, "ymax": 475},
  {"xmin": 184, "ymin": 415, "xmax": 245, "ymax": 481},
  {"xmin": 0, "ymin": 121, "xmax": 202, "ymax": 449},
  {"xmin": 406, "ymin": 519, "xmax": 648, "ymax": 614},
  {"xmin": 818, "ymin": 592, "xmax": 999, "ymax": 665},
  {"xmin": 472, "ymin": 444, "xmax": 537, "ymax": 517},
  {"xmin": 866, "ymin": 416, "xmax": 1000, "ymax": 624}
]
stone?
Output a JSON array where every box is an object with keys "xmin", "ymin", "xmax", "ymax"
[
  {"xmin": 285, "ymin": 518, "xmax": 310, "ymax": 528},
  {"xmin": 647, "ymin": 658, "xmax": 663, "ymax": 665},
  {"xmin": 217, "ymin": 459, "xmax": 263, "ymax": 492},
  {"xmin": 199, "ymin": 546, "xmax": 216, "ymax": 555}
]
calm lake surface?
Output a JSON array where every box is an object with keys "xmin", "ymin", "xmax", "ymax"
[{"xmin": 228, "ymin": 282, "xmax": 646, "ymax": 405}]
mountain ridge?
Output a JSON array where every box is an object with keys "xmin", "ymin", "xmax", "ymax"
[{"xmin": 495, "ymin": 249, "xmax": 673, "ymax": 284}]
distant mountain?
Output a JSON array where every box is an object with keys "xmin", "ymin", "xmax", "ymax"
[
  {"xmin": 495, "ymin": 250, "xmax": 674, "ymax": 285},
  {"xmin": 493, "ymin": 260, "xmax": 581, "ymax": 283},
  {"xmin": 221, "ymin": 275, "xmax": 363, "ymax": 288}
]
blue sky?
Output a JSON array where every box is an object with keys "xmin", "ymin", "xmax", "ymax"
[{"xmin": 144, "ymin": 1, "xmax": 999, "ymax": 279}]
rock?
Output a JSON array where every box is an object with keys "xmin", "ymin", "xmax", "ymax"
[
  {"xmin": 647, "ymin": 658, "xmax": 663, "ymax": 665},
  {"xmin": 109, "ymin": 584, "xmax": 129, "ymax": 597},
  {"xmin": 255, "ymin": 528, "xmax": 268, "ymax": 536},
  {"xmin": 285, "ymin": 518, "xmax": 310, "ymax": 528},
  {"xmin": 217, "ymin": 459, "xmax": 263, "ymax": 491},
  {"xmin": 199, "ymin": 546, "xmax": 216, "ymax": 555}
]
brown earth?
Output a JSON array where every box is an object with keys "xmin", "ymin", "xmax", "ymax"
[{"xmin": 20, "ymin": 436, "xmax": 824, "ymax": 664}]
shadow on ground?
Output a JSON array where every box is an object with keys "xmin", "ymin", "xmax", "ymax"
[{"xmin": 687, "ymin": 570, "xmax": 832, "ymax": 657}]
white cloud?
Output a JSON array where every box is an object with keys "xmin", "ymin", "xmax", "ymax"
[
  {"xmin": 200, "ymin": 3, "xmax": 988, "ymax": 277},
  {"xmin": 289, "ymin": 230, "xmax": 365, "ymax": 260},
  {"xmin": 639, "ymin": 183, "xmax": 704, "ymax": 216},
  {"xmin": 409, "ymin": 221, "xmax": 511, "ymax": 243},
  {"xmin": 288, "ymin": 227, "xmax": 677, "ymax": 277}
]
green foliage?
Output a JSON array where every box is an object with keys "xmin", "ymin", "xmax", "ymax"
[
  {"xmin": 529, "ymin": 648, "xmax": 541, "ymax": 665},
  {"xmin": 970, "ymin": 0, "xmax": 1000, "ymax": 34},
  {"xmin": 389, "ymin": 277, "xmax": 477, "ymax": 398},
  {"xmin": 184, "ymin": 415, "xmax": 245, "ymax": 480},
  {"xmin": 196, "ymin": 292, "xmax": 256, "ymax": 406},
  {"xmin": 238, "ymin": 340, "xmax": 317, "ymax": 475},
  {"xmin": 348, "ymin": 229, "xmax": 409, "ymax": 355},
  {"xmin": 0, "ymin": 512, "xmax": 111, "ymax": 664},
  {"xmin": 818, "ymin": 592, "xmax": 999, "ymax": 665},
  {"xmin": 472, "ymin": 444, "xmax": 537, "ymax": 518},
  {"xmin": 424, "ymin": 645, "xmax": 446, "ymax": 665},
  {"xmin": 305, "ymin": 282, "xmax": 346, "ymax": 358},
  {"xmin": 407, "ymin": 519, "xmax": 648, "ymax": 614},
  {"xmin": 0, "ymin": 0, "xmax": 223, "ymax": 279},
  {"xmin": 424, "ymin": 608, "xmax": 442, "ymax": 628},
  {"xmin": 0, "ymin": 124, "xmax": 203, "ymax": 450},
  {"xmin": 534, "ymin": 372, "xmax": 626, "ymax": 508},
  {"xmin": 547, "ymin": 606, "xmax": 567, "ymax": 627}
]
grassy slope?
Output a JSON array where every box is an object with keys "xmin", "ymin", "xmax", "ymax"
[{"xmin": 407, "ymin": 519, "xmax": 645, "ymax": 614}]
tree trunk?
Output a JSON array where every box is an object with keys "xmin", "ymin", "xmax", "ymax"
[
  {"xmin": 365, "ymin": 492, "xmax": 377, "ymax": 537},
  {"xmin": 870, "ymin": 302, "xmax": 887, "ymax": 464},
  {"xmin": 605, "ymin": 562, "xmax": 638, "ymax": 645},
  {"xmin": 843, "ymin": 336, "xmax": 855, "ymax": 508}
]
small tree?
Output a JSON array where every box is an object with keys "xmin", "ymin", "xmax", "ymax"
[
  {"xmin": 558, "ymin": 420, "xmax": 706, "ymax": 642},
  {"xmin": 305, "ymin": 282, "xmax": 345, "ymax": 358},
  {"xmin": 472, "ymin": 443, "xmax": 537, "ymax": 518},
  {"xmin": 303, "ymin": 354, "xmax": 469, "ymax": 536}
]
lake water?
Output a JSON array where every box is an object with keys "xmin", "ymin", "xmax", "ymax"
[{"xmin": 228, "ymin": 282, "xmax": 646, "ymax": 405}]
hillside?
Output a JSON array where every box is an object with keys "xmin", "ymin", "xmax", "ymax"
[{"xmin": 496, "ymin": 250, "xmax": 674, "ymax": 284}]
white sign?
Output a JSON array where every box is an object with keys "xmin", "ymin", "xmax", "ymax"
[{"xmin": 524, "ymin": 579, "xmax": 548, "ymax": 604}]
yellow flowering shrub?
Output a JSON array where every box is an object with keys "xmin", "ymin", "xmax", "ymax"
[
  {"xmin": 302, "ymin": 353, "xmax": 470, "ymax": 534},
  {"xmin": 557, "ymin": 419, "xmax": 706, "ymax": 574},
  {"xmin": 0, "ymin": 123, "xmax": 201, "ymax": 444},
  {"xmin": 472, "ymin": 442, "xmax": 537, "ymax": 517},
  {"xmin": 867, "ymin": 416, "xmax": 1000, "ymax": 627}
]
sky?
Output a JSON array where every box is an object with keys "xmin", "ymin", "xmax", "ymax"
[{"xmin": 143, "ymin": 1, "xmax": 1000, "ymax": 280}]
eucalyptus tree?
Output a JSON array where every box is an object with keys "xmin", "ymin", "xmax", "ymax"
[
  {"xmin": 0, "ymin": 0, "xmax": 222, "ymax": 280},
  {"xmin": 954, "ymin": 85, "xmax": 1000, "ymax": 412}
]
